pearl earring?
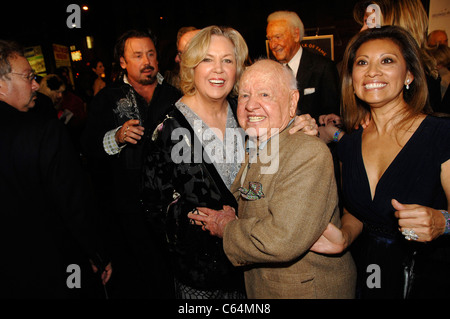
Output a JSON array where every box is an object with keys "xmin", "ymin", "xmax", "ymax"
[{"xmin": 406, "ymin": 79, "xmax": 410, "ymax": 90}]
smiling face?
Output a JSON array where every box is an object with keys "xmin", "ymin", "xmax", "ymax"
[
  {"xmin": 266, "ymin": 19, "xmax": 301, "ymax": 64},
  {"xmin": 352, "ymin": 39, "xmax": 413, "ymax": 109},
  {"xmin": 193, "ymin": 35, "xmax": 237, "ymax": 102},
  {"xmin": 237, "ymin": 60, "xmax": 298, "ymax": 142}
]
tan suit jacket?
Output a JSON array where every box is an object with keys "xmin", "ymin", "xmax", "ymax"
[{"xmin": 223, "ymin": 125, "xmax": 356, "ymax": 299}]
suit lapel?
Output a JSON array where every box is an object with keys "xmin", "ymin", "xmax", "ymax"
[
  {"xmin": 231, "ymin": 123, "xmax": 293, "ymax": 202},
  {"xmin": 296, "ymin": 49, "xmax": 314, "ymax": 92}
]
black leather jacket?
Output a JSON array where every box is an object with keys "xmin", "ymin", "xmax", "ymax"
[{"xmin": 141, "ymin": 101, "xmax": 244, "ymax": 292}]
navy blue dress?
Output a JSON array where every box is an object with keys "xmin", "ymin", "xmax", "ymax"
[{"xmin": 338, "ymin": 115, "xmax": 450, "ymax": 298}]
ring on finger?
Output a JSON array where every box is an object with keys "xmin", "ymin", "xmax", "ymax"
[
  {"xmin": 402, "ymin": 228, "xmax": 419, "ymax": 241},
  {"xmin": 191, "ymin": 209, "xmax": 206, "ymax": 226}
]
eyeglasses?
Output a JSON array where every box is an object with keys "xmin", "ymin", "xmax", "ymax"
[{"xmin": 10, "ymin": 71, "xmax": 37, "ymax": 83}]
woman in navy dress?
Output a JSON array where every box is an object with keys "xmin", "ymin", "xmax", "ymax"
[{"xmin": 311, "ymin": 26, "xmax": 450, "ymax": 298}]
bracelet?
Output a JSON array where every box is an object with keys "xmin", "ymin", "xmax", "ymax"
[
  {"xmin": 441, "ymin": 210, "xmax": 450, "ymax": 234},
  {"xmin": 333, "ymin": 129, "xmax": 342, "ymax": 142}
]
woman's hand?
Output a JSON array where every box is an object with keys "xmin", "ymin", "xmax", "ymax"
[
  {"xmin": 393, "ymin": 199, "xmax": 446, "ymax": 242},
  {"xmin": 310, "ymin": 223, "xmax": 347, "ymax": 254},
  {"xmin": 317, "ymin": 114, "xmax": 343, "ymax": 144},
  {"xmin": 318, "ymin": 113, "xmax": 342, "ymax": 127}
]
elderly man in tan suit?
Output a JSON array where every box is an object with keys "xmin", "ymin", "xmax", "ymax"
[{"xmin": 189, "ymin": 59, "xmax": 356, "ymax": 299}]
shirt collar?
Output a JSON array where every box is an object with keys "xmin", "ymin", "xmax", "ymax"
[
  {"xmin": 287, "ymin": 46, "xmax": 302, "ymax": 77},
  {"xmin": 246, "ymin": 118, "xmax": 295, "ymax": 152},
  {"xmin": 123, "ymin": 72, "xmax": 164, "ymax": 86}
]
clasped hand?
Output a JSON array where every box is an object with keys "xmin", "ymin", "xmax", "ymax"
[
  {"xmin": 289, "ymin": 114, "xmax": 318, "ymax": 136},
  {"xmin": 90, "ymin": 261, "xmax": 112, "ymax": 285},
  {"xmin": 188, "ymin": 205, "xmax": 237, "ymax": 238}
]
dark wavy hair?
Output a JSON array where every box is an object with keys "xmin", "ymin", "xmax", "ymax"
[
  {"xmin": 341, "ymin": 25, "xmax": 431, "ymax": 133},
  {"xmin": 113, "ymin": 29, "xmax": 158, "ymax": 65}
]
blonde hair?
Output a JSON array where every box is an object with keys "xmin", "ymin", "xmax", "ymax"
[{"xmin": 179, "ymin": 25, "xmax": 248, "ymax": 97}]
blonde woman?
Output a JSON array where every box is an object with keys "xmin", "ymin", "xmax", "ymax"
[
  {"xmin": 142, "ymin": 25, "xmax": 318, "ymax": 299},
  {"xmin": 142, "ymin": 26, "xmax": 248, "ymax": 299}
]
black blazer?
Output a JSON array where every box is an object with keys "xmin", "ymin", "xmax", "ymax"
[
  {"xmin": 141, "ymin": 101, "xmax": 244, "ymax": 292},
  {"xmin": 82, "ymin": 78, "xmax": 182, "ymax": 298},
  {"xmin": 296, "ymin": 48, "xmax": 341, "ymax": 120},
  {"xmin": 0, "ymin": 102, "xmax": 105, "ymax": 298}
]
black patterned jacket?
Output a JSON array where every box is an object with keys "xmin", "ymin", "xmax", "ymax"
[{"xmin": 141, "ymin": 100, "xmax": 244, "ymax": 292}]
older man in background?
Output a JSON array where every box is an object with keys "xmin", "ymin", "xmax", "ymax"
[
  {"xmin": 266, "ymin": 11, "xmax": 340, "ymax": 121},
  {"xmin": 0, "ymin": 40, "xmax": 111, "ymax": 298}
]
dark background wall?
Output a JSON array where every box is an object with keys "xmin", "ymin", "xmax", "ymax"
[{"xmin": 0, "ymin": 0, "xmax": 431, "ymax": 82}]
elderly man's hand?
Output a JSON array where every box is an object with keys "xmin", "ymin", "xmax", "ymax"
[
  {"xmin": 188, "ymin": 205, "xmax": 237, "ymax": 238},
  {"xmin": 289, "ymin": 114, "xmax": 318, "ymax": 136}
]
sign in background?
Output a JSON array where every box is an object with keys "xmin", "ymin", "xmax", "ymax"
[
  {"xmin": 266, "ymin": 34, "xmax": 335, "ymax": 61},
  {"xmin": 301, "ymin": 35, "xmax": 334, "ymax": 60}
]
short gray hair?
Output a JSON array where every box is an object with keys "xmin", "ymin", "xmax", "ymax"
[
  {"xmin": 267, "ymin": 11, "xmax": 305, "ymax": 41},
  {"xmin": 0, "ymin": 40, "xmax": 24, "ymax": 80},
  {"xmin": 242, "ymin": 58, "xmax": 298, "ymax": 92}
]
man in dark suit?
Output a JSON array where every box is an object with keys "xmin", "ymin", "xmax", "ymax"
[
  {"xmin": 266, "ymin": 11, "xmax": 341, "ymax": 121},
  {"xmin": 0, "ymin": 40, "xmax": 111, "ymax": 298},
  {"xmin": 83, "ymin": 30, "xmax": 182, "ymax": 298}
]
